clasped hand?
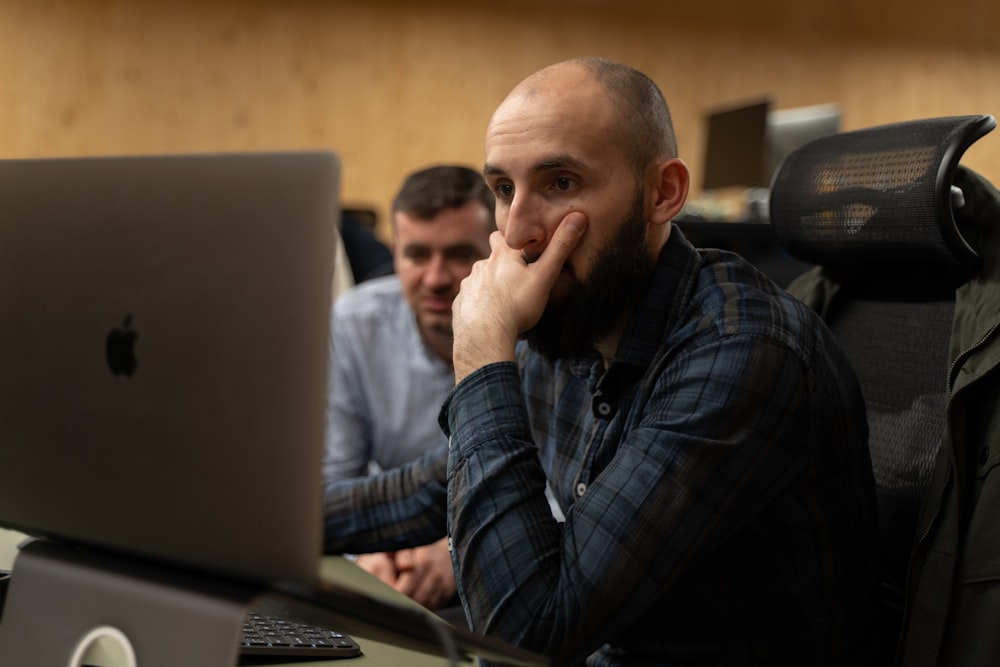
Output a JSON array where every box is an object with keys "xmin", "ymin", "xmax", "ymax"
[{"xmin": 354, "ymin": 537, "xmax": 456, "ymax": 610}]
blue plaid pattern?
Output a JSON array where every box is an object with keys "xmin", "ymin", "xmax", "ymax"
[{"xmin": 444, "ymin": 229, "xmax": 881, "ymax": 666}]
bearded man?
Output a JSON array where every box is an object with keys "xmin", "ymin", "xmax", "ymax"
[{"xmin": 326, "ymin": 57, "xmax": 881, "ymax": 667}]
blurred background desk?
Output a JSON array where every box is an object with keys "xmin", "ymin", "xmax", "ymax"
[{"xmin": 0, "ymin": 527, "xmax": 472, "ymax": 667}]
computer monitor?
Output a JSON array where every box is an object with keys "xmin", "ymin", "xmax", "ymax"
[
  {"xmin": 764, "ymin": 103, "xmax": 842, "ymax": 186},
  {"xmin": 701, "ymin": 100, "xmax": 843, "ymax": 193},
  {"xmin": 700, "ymin": 98, "xmax": 772, "ymax": 191}
]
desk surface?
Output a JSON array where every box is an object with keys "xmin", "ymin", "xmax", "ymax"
[{"xmin": 0, "ymin": 527, "xmax": 472, "ymax": 666}]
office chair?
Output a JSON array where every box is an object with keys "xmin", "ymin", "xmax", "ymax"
[{"xmin": 768, "ymin": 114, "xmax": 997, "ymax": 662}]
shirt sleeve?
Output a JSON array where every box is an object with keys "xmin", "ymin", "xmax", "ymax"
[
  {"xmin": 323, "ymin": 444, "xmax": 449, "ymax": 554},
  {"xmin": 444, "ymin": 333, "xmax": 816, "ymax": 665}
]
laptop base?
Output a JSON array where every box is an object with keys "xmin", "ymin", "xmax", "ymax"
[
  {"xmin": 0, "ymin": 538, "xmax": 548, "ymax": 667},
  {"xmin": 0, "ymin": 538, "xmax": 260, "ymax": 667}
]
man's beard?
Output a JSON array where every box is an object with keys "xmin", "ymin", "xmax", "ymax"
[{"xmin": 523, "ymin": 189, "xmax": 655, "ymax": 362}]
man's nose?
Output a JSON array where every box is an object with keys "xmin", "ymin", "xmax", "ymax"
[
  {"xmin": 422, "ymin": 254, "xmax": 453, "ymax": 289},
  {"xmin": 503, "ymin": 195, "xmax": 548, "ymax": 259}
]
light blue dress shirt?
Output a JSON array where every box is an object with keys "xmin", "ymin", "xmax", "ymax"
[{"xmin": 324, "ymin": 275, "xmax": 454, "ymax": 484}]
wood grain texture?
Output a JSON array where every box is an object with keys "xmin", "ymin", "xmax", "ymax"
[{"xmin": 2, "ymin": 0, "xmax": 997, "ymax": 237}]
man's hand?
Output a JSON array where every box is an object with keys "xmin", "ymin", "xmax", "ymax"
[
  {"xmin": 391, "ymin": 537, "xmax": 456, "ymax": 610},
  {"xmin": 354, "ymin": 551, "xmax": 399, "ymax": 587},
  {"xmin": 353, "ymin": 538, "xmax": 457, "ymax": 610},
  {"xmin": 452, "ymin": 211, "xmax": 587, "ymax": 382}
]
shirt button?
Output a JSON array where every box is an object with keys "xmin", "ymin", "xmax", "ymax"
[
  {"xmin": 597, "ymin": 402, "xmax": 612, "ymax": 417},
  {"xmin": 575, "ymin": 482, "xmax": 587, "ymax": 497},
  {"xmin": 980, "ymin": 446, "xmax": 990, "ymax": 466}
]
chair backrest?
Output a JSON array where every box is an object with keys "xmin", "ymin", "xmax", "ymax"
[{"xmin": 768, "ymin": 114, "xmax": 996, "ymax": 660}]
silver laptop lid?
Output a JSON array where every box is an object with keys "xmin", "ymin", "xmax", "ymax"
[{"xmin": 0, "ymin": 151, "xmax": 339, "ymax": 586}]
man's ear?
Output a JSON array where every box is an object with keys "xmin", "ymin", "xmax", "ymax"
[{"xmin": 646, "ymin": 158, "xmax": 690, "ymax": 226}]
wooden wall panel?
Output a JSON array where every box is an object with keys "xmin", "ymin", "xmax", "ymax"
[{"xmin": 1, "ymin": 0, "xmax": 998, "ymax": 238}]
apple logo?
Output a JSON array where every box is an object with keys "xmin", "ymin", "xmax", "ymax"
[{"xmin": 106, "ymin": 315, "xmax": 138, "ymax": 377}]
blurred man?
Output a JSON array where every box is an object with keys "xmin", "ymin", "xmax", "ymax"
[{"xmin": 323, "ymin": 165, "xmax": 493, "ymax": 612}]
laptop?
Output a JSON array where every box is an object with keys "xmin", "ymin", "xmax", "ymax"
[
  {"xmin": 0, "ymin": 151, "xmax": 337, "ymax": 584},
  {"xmin": 0, "ymin": 152, "xmax": 546, "ymax": 666}
]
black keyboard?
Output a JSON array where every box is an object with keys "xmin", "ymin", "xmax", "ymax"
[{"xmin": 240, "ymin": 610, "xmax": 362, "ymax": 660}]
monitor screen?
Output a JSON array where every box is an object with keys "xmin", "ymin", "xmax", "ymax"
[
  {"xmin": 764, "ymin": 103, "xmax": 842, "ymax": 186},
  {"xmin": 701, "ymin": 98, "xmax": 772, "ymax": 191}
]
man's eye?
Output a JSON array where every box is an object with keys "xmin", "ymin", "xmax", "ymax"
[
  {"xmin": 450, "ymin": 249, "xmax": 483, "ymax": 262},
  {"xmin": 554, "ymin": 177, "xmax": 573, "ymax": 191},
  {"xmin": 496, "ymin": 183, "xmax": 514, "ymax": 198},
  {"xmin": 404, "ymin": 249, "xmax": 430, "ymax": 262}
]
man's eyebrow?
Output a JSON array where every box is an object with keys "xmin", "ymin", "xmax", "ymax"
[
  {"xmin": 533, "ymin": 154, "xmax": 588, "ymax": 173},
  {"xmin": 484, "ymin": 154, "xmax": 588, "ymax": 178}
]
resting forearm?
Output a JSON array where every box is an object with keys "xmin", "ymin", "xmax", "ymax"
[{"xmin": 323, "ymin": 446, "xmax": 449, "ymax": 554}]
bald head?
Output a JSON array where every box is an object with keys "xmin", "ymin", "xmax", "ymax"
[{"xmin": 495, "ymin": 57, "xmax": 678, "ymax": 174}]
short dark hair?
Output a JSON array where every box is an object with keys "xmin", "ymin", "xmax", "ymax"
[
  {"xmin": 574, "ymin": 57, "xmax": 678, "ymax": 171},
  {"xmin": 392, "ymin": 165, "xmax": 495, "ymax": 224}
]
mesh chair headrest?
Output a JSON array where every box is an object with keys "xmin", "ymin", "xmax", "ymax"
[{"xmin": 769, "ymin": 115, "xmax": 996, "ymax": 282}]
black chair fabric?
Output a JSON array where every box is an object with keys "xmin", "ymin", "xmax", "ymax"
[
  {"xmin": 769, "ymin": 114, "xmax": 996, "ymax": 662},
  {"xmin": 770, "ymin": 115, "xmax": 995, "ymax": 282}
]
